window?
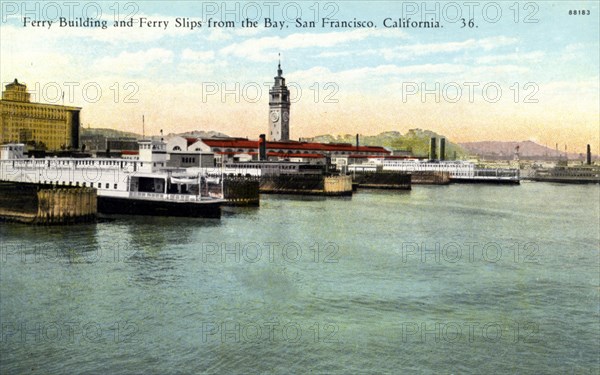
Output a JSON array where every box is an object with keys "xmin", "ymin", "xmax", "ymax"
[
  {"xmin": 114, "ymin": 184, "xmax": 118, "ymax": 189},
  {"xmin": 105, "ymin": 183, "xmax": 109, "ymax": 189}
]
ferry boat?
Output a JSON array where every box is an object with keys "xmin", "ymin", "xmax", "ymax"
[
  {"xmin": 349, "ymin": 159, "xmax": 520, "ymax": 184},
  {"xmin": 528, "ymin": 165, "xmax": 600, "ymax": 184},
  {"xmin": 0, "ymin": 141, "xmax": 226, "ymax": 218},
  {"xmin": 204, "ymin": 161, "xmax": 324, "ymax": 177}
]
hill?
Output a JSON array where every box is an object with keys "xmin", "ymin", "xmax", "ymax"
[
  {"xmin": 164, "ymin": 130, "xmax": 229, "ymax": 139},
  {"xmin": 80, "ymin": 128, "xmax": 229, "ymax": 140},
  {"xmin": 460, "ymin": 141, "xmax": 586, "ymax": 160},
  {"xmin": 304, "ymin": 129, "xmax": 468, "ymax": 158},
  {"xmin": 80, "ymin": 127, "xmax": 141, "ymax": 139}
]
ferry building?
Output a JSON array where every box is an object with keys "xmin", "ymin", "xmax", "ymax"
[{"xmin": 0, "ymin": 79, "xmax": 81, "ymax": 151}]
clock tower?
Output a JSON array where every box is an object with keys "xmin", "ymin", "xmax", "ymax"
[{"xmin": 268, "ymin": 59, "xmax": 290, "ymax": 141}]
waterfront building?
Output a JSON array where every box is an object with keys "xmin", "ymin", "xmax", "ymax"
[
  {"xmin": 166, "ymin": 136, "xmax": 391, "ymax": 165},
  {"xmin": 0, "ymin": 79, "xmax": 81, "ymax": 151},
  {"xmin": 268, "ymin": 61, "xmax": 290, "ymax": 141}
]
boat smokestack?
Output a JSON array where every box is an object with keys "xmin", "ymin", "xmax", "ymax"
[
  {"xmin": 259, "ymin": 134, "xmax": 267, "ymax": 161},
  {"xmin": 439, "ymin": 138, "xmax": 446, "ymax": 161},
  {"xmin": 356, "ymin": 134, "xmax": 359, "ymax": 150},
  {"xmin": 587, "ymin": 144, "xmax": 592, "ymax": 165},
  {"xmin": 429, "ymin": 137, "xmax": 437, "ymax": 160}
]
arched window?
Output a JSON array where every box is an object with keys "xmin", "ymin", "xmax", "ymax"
[{"xmin": 173, "ymin": 146, "xmax": 181, "ymax": 151}]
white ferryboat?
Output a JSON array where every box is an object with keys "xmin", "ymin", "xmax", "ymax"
[
  {"xmin": 0, "ymin": 141, "xmax": 226, "ymax": 218},
  {"xmin": 527, "ymin": 165, "xmax": 600, "ymax": 184},
  {"xmin": 349, "ymin": 159, "xmax": 520, "ymax": 184}
]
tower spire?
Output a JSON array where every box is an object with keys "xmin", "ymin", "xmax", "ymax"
[
  {"xmin": 277, "ymin": 53, "xmax": 282, "ymax": 76},
  {"xmin": 269, "ymin": 54, "xmax": 290, "ymax": 142}
]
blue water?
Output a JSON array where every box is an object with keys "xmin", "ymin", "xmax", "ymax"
[{"xmin": 1, "ymin": 182, "xmax": 598, "ymax": 374}]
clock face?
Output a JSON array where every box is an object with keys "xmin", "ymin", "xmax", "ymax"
[
  {"xmin": 282, "ymin": 111, "xmax": 289, "ymax": 123},
  {"xmin": 270, "ymin": 110, "xmax": 280, "ymax": 122}
]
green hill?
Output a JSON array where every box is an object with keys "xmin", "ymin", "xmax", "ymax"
[{"xmin": 305, "ymin": 129, "xmax": 468, "ymax": 159}]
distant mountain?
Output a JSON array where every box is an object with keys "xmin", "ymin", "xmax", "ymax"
[
  {"xmin": 304, "ymin": 129, "xmax": 468, "ymax": 158},
  {"xmin": 80, "ymin": 128, "xmax": 230, "ymax": 140},
  {"xmin": 165, "ymin": 130, "xmax": 229, "ymax": 139},
  {"xmin": 80, "ymin": 127, "xmax": 141, "ymax": 139},
  {"xmin": 460, "ymin": 141, "xmax": 586, "ymax": 160}
]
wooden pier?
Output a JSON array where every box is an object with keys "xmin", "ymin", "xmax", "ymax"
[{"xmin": 0, "ymin": 182, "xmax": 97, "ymax": 224}]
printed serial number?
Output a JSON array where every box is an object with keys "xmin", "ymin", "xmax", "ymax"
[{"xmin": 568, "ymin": 10, "xmax": 591, "ymax": 15}]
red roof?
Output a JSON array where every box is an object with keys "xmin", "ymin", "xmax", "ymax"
[
  {"xmin": 185, "ymin": 137, "xmax": 198, "ymax": 147},
  {"xmin": 216, "ymin": 151, "xmax": 325, "ymax": 159},
  {"xmin": 267, "ymin": 152, "xmax": 325, "ymax": 159},
  {"xmin": 348, "ymin": 154, "xmax": 410, "ymax": 159},
  {"xmin": 201, "ymin": 138, "xmax": 389, "ymax": 154},
  {"xmin": 199, "ymin": 138, "xmax": 256, "ymax": 149}
]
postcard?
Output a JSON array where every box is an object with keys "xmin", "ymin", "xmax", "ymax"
[{"xmin": 0, "ymin": 1, "xmax": 598, "ymax": 373}]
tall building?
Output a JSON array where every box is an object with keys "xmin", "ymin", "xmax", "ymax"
[
  {"xmin": 268, "ymin": 61, "xmax": 290, "ymax": 141},
  {"xmin": 0, "ymin": 79, "xmax": 81, "ymax": 150}
]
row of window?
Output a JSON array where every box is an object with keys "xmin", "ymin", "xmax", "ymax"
[
  {"xmin": 40, "ymin": 160, "xmax": 142, "ymax": 167},
  {"xmin": 42, "ymin": 180, "xmax": 119, "ymax": 189},
  {"xmin": 215, "ymin": 148, "xmax": 382, "ymax": 156},
  {"xmin": 225, "ymin": 163, "xmax": 300, "ymax": 170},
  {"xmin": 1, "ymin": 109, "xmax": 67, "ymax": 120}
]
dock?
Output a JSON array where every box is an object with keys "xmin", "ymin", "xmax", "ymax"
[{"xmin": 0, "ymin": 182, "xmax": 97, "ymax": 224}]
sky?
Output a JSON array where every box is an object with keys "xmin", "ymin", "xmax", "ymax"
[{"xmin": 1, "ymin": 0, "xmax": 598, "ymax": 152}]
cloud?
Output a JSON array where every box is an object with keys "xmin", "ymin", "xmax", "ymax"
[
  {"xmin": 380, "ymin": 36, "xmax": 519, "ymax": 60},
  {"xmin": 542, "ymin": 78, "xmax": 600, "ymax": 96},
  {"xmin": 316, "ymin": 36, "xmax": 520, "ymax": 62},
  {"xmin": 292, "ymin": 64, "xmax": 467, "ymax": 86},
  {"xmin": 471, "ymin": 65, "xmax": 530, "ymax": 75},
  {"xmin": 559, "ymin": 43, "xmax": 588, "ymax": 62},
  {"xmin": 95, "ymin": 48, "xmax": 174, "ymax": 72},
  {"xmin": 181, "ymin": 49, "xmax": 215, "ymax": 61},
  {"xmin": 475, "ymin": 51, "xmax": 545, "ymax": 64},
  {"xmin": 219, "ymin": 28, "xmax": 405, "ymax": 61}
]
